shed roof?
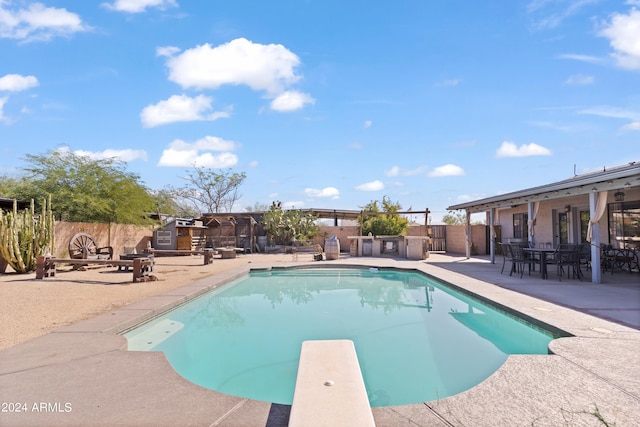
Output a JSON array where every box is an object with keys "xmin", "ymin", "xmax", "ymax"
[{"xmin": 447, "ymin": 161, "xmax": 640, "ymax": 214}]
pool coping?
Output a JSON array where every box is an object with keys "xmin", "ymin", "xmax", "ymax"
[{"xmin": 1, "ymin": 257, "xmax": 639, "ymax": 426}]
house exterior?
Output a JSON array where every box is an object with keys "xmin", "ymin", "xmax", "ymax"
[{"xmin": 447, "ymin": 161, "xmax": 640, "ymax": 283}]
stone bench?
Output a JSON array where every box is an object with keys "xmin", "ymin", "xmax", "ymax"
[
  {"xmin": 145, "ymin": 248, "xmax": 215, "ymax": 265},
  {"xmin": 35, "ymin": 256, "xmax": 155, "ymax": 283}
]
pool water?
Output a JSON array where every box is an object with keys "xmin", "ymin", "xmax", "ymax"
[{"xmin": 125, "ymin": 268, "xmax": 554, "ymax": 407}]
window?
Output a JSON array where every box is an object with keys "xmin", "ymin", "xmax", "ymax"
[
  {"xmin": 513, "ymin": 213, "xmax": 528, "ymax": 239},
  {"xmin": 579, "ymin": 211, "xmax": 590, "ymax": 243},
  {"xmin": 608, "ymin": 201, "xmax": 640, "ymax": 249}
]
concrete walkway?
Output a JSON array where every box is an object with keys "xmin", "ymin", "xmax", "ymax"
[{"xmin": 1, "ymin": 253, "xmax": 639, "ymax": 426}]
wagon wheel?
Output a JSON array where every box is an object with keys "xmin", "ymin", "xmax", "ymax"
[{"xmin": 68, "ymin": 232, "xmax": 98, "ymax": 259}]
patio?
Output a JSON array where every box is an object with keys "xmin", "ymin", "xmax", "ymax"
[{"xmin": 0, "ymin": 253, "xmax": 638, "ymax": 426}]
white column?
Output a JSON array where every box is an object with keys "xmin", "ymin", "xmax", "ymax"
[
  {"xmin": 490, "ymin": 208, "xmax": 496, "ymax": 264},
  {"xmin": 589, "ymin": 192, "xmax": 602, "ymax": 284},
  {"xmin": 465, "ymin": 209, "xmax": 471, "ymax": 259},
  {"xmin": 527, "ymin": 202, "xmax": 535, "ymax": 248}
]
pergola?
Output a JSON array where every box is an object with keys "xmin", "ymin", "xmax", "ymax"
[{"xmin": 447, "ymin": 161, "xmax": 640, "ymax": 284}]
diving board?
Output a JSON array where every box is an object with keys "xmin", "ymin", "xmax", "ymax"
[{"xmin": 289, "ymin": 339, "xmax": 375, "ymax": 427}]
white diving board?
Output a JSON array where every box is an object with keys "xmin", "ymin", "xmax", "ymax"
[{"xmin": 289, "ymin": 340, "xmax": 375, "ymax": 427}]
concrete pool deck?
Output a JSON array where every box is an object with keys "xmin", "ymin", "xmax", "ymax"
[{"xmin": 1, "ymin": 253, "xmax": 639, "ymax": 426}]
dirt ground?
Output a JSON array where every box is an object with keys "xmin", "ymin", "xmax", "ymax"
[{"xmin": 0, "ymin": 252, "xmax": 305, "ymax": 351}]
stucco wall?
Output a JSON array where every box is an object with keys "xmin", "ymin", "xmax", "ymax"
[
  {"xmin": 53, "ymin": 222, "xmax": 154, "ymax": 258},
  {"xmin": 315, "ymin": 224, "xmax": 429, "ymax": 252},
  {"xmin": 445, "ymin": 225, "xmax": 487, "ymax": 255}
]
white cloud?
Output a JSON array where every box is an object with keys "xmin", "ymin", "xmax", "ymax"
[
  {"xmin": 102, "ymin": 0, "xmax": 178, "ymax": 13},
  {"xmin": 0, "ymin": 74, "xmax": 38, "ymax": 91},
  {"xmin": 496, "ymin": 141, "xmax": 552, "ymax": 158},
  {"xmin": 363, "ymin": 120, "xmax": 372, "ymax": 128},
  {"xmin": 437, "ymin": 79, "xmax": 460, "ymax": 87},
  {"xmin": 527, "ymin": 0, "xmax": 598, "ymax": 30},
  {"xmin": 563, "ymin": 74, "xmax": 594, "ymax": 85},
  {"xmin": 270, "ymin": 90, "xmax": 315, "ymax": 112},
  {"xmin": 283, "ymin": 200, "xmax": 304, "ymax": 209},
  {"xmin": 0, "ymin": 96, "xmax": 9, "ymax": 124},
  {"xmin": 579, "ymin": 106, "xmax": 637, "ymax": 119},
  {"xmin": 0, "ymin": 2, "xmax": 90, "ymax": 42},
  {"xmin": 355, "ymin": 180, "xmax": 384, "ymax": 191},
  {"xmin": 249, "ymin": 160, "xmax": 259, "ymax": 168},
  {"xmin": 384, "ymin": 165, "xmax": 426, "ymax": 177},
  {"xmin": 74, "ymin": 148, "xmax": 148, "ymax": 162},
  {"xmin": 156, "ymin": 45, "xmax": 180, "ymax": 57},
  {"xmin": 140, "ymin": 94, "xmax": 230, "ymax": 127},
  {"xmin": 599, "ymin": 8, "xmax": 640, "ymax": 70},
  {"xmin": 165, "ymin": 38, "xmax": 302, "ymax": 94},
  {"xmin": 304, "ymin": 187, "xmax": 340, "ymax": 199},
  {"xmin": 428, "ymin": 164, "xmax": 465, "ymax": 177},
  {"xmin": 556, "ymin": 53, "xmax": 603, "ymax": 64},
  {"xmin": 622, "ymin": 121, "xmax": 640, "ymax": 130},
  {"xmin": 158, "ymin": 137, "xmax": 239, "ymax": 167}
]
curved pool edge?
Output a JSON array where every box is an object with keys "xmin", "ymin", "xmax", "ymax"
[{"xmin": 2, "ymin": 256, "xmax": 638, "ymax": 426}]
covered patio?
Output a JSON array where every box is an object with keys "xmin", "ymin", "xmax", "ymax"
[{"xmin": 448, "ymin": 162, "xmax": 640, "ymax": 284}]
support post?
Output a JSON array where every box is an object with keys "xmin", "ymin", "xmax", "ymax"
[
  {"xmin": 589, "ymin": 192, "xmax": 602, "ymax": 284},
  {"xmin": 489, "ymin": 208, "xmax": 496, "ymax": 264},
  {"xmin": 465, "ymin": 209, "xmax": 471, "ymax": 259}
]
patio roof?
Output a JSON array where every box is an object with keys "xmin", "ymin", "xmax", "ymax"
[{"xmin": 447, "ymin": 161, "xmax": 640, "ymax": 214}]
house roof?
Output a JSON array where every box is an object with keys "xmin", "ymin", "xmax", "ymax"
[
  {"xmin": 0, "ymin": 197, "xmax": 30, "ymax": 211},
  {"xmin": 447, "ymin": 161, "xmax": 640, "ymax": 214}
]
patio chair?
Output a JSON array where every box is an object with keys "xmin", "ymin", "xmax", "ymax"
[
  {"xmin": 508, "ymin": 243, "xmax": 533, "ymax": 278},
  {"xmin": 498, "ymin": 242, "xmax": 511, "ymax": 274},
  {"xmin": 579, "ymin": 244, "xmax": 591, "ymax": 272},
  {"xmin": 556, "ymin": 244, "xmax": 582, "ymax": 281}
]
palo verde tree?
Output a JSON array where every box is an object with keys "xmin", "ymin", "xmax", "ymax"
[
  {"xmin": 441, "ymin": 210, "xmax": 484, "ymax": 225},
  {"xmin": 262, "ymin": 201, "xmax": 320, "ymax": 245},
  {"xmin": 359, "ymin": 196, "xmax": 409, "ymax": 236},
  {"xmin": 21, "ymin": 149, "xmax": 156, "ymax": 224},
  {"xmin": 168, "ymin": 167, "xmax": 247, "ymax": 214}
]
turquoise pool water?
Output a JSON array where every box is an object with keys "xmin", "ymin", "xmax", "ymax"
[{"xmin": 125, "ymin": 268, "xmax": 554, "ymax": 407}]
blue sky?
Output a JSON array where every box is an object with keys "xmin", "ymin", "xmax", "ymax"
[{"xmin": 1, "ymin": 0, "xmax": 639, "ymax": 223}]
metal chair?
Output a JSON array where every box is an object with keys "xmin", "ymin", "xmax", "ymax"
[
  {"xmin": 556, "ymin": 244, "xmax": 583, "ymax": 281},
  {"xmin": 508, "ymin": 243, "xmax": 533, "ymax": 278}
]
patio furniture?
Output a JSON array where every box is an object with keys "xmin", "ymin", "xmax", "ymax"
[
  {"xmin": 68, "ymin": 232, "xmax": 113, "ymax": 260},
  {"xmin": 579, "ymin": 243, "xmax": 592, "ymax": 271},
  {"xmin": 556, "ymin": 244, "xmax": 583, "ymax": 281},
  {"xmin": 507, "ymin": 243, "xmax": 534, "ymax": 278},
  {"xmin": 498, "ymin": 242, "xmax": 510, "ymax": 274},
  {"xmin": 522, "ymin": 246, "xmax": 557, "ymax": 279}
]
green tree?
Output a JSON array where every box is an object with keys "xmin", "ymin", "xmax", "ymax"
[
  {"xmin": 442, "ymin": 211, "xmax": 467, "ymax": 225},
  {"xmin": 22, "ymin": 149, "xmax": 156, "ymax": 224},
  {"xmin": 262, "ymin": 201, "xmax": 320, "ymax": 245},
  {"xmin": 442, "ymin": 210, "xmax": 484, "ymax": 225},
  {"xmin": 0, "ymin": 175, "xmax": 33, "ymax": 201},
  {"xmin": 359, "ymin": 196, "xmax": 408, "ymax": 236},
  {"xmin": 150, "ymin": 189, "xmax": 197, "ymax": 217},
  {"xmin": 169, "ymin": 167, "xmax": 247, "ymax": 214},
  {"xmin": 244, "ymin": 202, "xmax": 270, "ymax": 212}
]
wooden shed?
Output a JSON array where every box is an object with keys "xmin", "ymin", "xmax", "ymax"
[{"xmin": 152, "ymin": 218, "xmax": 207, "ymax": 251}]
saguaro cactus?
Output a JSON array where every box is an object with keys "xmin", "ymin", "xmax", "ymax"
[{"xmin": 0, "ymin": 197, "xmax": 54, "ymax": 274}]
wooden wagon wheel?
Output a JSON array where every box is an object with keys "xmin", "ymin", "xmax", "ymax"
[{"xmin": 68, "ymin": 232, "xmax": 98, "ymax": 259}]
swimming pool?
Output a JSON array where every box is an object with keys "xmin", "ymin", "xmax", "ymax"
[{"xmin": 125, "ymin": 268, "xmax": 556, "ymax": 407}]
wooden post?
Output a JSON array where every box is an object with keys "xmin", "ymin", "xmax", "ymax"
[
  {"xmin": 36, "ymin": 255, "xmax": 45, "ymax": 279},
  {"xmin": 133, "ymin": 258, "xmax": 143, "ymax": 282},
  {"xmin": 36, "ymin": 255, "xmax": 55, "ymax": 279},
  {"xmin": 204, "ymin": 248, "xmax": 213, "ymax": 265}
]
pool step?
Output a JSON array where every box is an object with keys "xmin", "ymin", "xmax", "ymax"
[
  {"xmin": 126, "ymin": 319, "xmax": 184, "ymax": 351},
  {"xmin": 289, "ymin": 340, "xmax": 375, "ymax": 427}
]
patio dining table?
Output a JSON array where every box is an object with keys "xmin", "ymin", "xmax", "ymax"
[{"xmin": 523, "ymin": 247, "xmax": 557, "ymax": 279}]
